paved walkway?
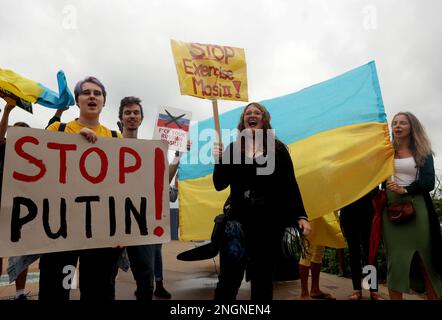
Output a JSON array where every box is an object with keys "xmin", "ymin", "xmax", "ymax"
[{"xmin": 0, "ymin": 241, "xmax": 424, "ymax": 300}]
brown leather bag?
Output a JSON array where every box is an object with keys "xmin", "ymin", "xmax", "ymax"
[{"xmin": 387, "ymin": 201, "xmax": 416, "ymax": 223}]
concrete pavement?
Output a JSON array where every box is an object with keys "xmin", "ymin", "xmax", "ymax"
[{"xmin": 0, "ymin": 241, "xmax": 424, "ymax": 300}]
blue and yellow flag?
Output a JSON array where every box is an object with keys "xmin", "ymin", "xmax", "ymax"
[
  {"xmin": 178, "ymin": 61, "xmax": 394, "ymax": 241},
  {"xmin": 0, "ymin": 69, "xmax": 75, "ymax": 113}
]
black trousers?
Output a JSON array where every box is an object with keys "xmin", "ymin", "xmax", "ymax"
[
  {"xmin": 126, "ymin": 245, "xmax": 155, "ymax": 301},
  {"xmin": 214, "ymin": 223, "xmax": 281, "ymax": 302},
  {"xmin": 340, "ymin": 194, "xmax": 378, "ymax": 291},
  {"xmin": 39, "ymin": 247, "xmax": 122, "ymax": 301}
]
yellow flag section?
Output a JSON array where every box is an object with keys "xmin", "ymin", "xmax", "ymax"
[
  {"xmin": 178, "ymin": 61, "xmax": 394, "ymax": 241},
  {"xmin": 170, "ymin": 39, "xmax": 248, "ymax": 102},
  {"xmin": 307, "ymin": 212, "xmax": 346, "ymax": 249},
  {"xmin": 179, "ymin": 176, "xmax": 229, "ymax": 241},
  {"xmin": 290, "ymin": 122, "xmax": 393, "ymax": 220},
  {"xmin": 0, "ymin": 69, "xmax": 42, "ymax": 103}
]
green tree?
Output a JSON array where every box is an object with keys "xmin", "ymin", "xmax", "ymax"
[{"xmin": 433, "ymin": 199, "xmax": 442, "ymax": 222}]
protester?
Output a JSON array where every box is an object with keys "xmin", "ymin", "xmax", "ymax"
[
  {"xmin": 0, "ymin": 97, "xmax": 32, "ymax": 300},
  {"xmin": 212, "ymin": 102, "xmax": 311, "ymax": 301},
  {"xmin": 39, "ymin": 76, "xmax": 123, "ymax": 301},
  {"xmin": 340, "ymin": 189, "xmax": 384, "ymax": 300},
  {"xmin": 384, "ymin": 112, "xmax": 442, "ymax": 299},
  {"xmin": 298, "ymin": 211, "xmax": 345, "ymax": 300},
  {"xmin": 117, "ymin": 96, "xmax": 188, "ymax": 300}
]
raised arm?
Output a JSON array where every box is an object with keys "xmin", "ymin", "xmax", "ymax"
[
  {"xmin": 0, "ymin": 97, "xmax": 16, "ymax": 143},
  {"xmin": 46, "ymin": 107, "xmax": 68, "ymax": 129},
  {"xmin": 168, "ymin": 140, "xmax": 191, "ymax": 183}
]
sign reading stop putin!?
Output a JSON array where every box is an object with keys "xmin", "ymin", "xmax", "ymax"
[
  {"xmin": 171, "ymin": 39, "xmax": 248, "ymax": 102},
  {"xmin": 0, "ymin": 127, "xmax": 170, "ymax": 256}
]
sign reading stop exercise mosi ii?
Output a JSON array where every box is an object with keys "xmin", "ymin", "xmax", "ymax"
[
  {"xmin": 170, "ymin": 39, "xmax": 248, "ymax": 102},
  {"xmin": 0, "ymin": 127, "xmax": 170, "ymax": 256}
]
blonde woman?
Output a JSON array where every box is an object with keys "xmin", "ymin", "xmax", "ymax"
[{"xmin": 384, "ymin": 112, "xmax": 442, "ymax": 300}]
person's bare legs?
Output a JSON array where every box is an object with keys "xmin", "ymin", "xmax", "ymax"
[
  {"xmin": 299, "ymin": 264, "xmax": 311, "ymax": 299},
  {"xmin": 310, "ymin": 262, "xmax": 321, "ymax": 294},
  {"xmin": 15, "ymin": 268, "xmax": 28, "ymax": 291},
  {"xmin": 309, "ymin": 262, "xmax": 335, "ymax": 299},
  {"xmin": 14, "ymin": 268, "xmax": 29, "ymax": 299}
]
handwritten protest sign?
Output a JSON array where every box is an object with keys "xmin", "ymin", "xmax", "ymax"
[
  {"xmin": 153, "ymin": 106, "xmax": 192, "ymax": 152},
  {"xmin": 170, "ymin": 39, "xmax": 248, "ymax": 102},
  {"xmin": 0, "ymin": 127, "xmax": 169, "ymax": 256}
]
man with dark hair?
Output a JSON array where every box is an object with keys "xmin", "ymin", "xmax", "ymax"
[
  {"xmin": 117, "ymin": 96, "xmax": 185, "ymax": 300},
  {"xmin": 116, "ymin": 96, "xmax": 155, "ymax": 301}
]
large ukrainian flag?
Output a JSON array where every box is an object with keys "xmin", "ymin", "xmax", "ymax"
[{"xmin": 178, "ymin": 61, "xmax": 394, "ymax": 241}]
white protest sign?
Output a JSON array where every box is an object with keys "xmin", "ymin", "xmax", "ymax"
[
  {"xmin": 0, "ymin": 127, "xmax": 170, "ymax": 256},
  {"xmin": 152, "ymin": 106, "xmax": 192, "ymax": 152}
]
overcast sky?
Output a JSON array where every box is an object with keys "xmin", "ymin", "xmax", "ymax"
[{"xmin": 1, "ymin": 0, "xmax": 441, "ymax": 172}]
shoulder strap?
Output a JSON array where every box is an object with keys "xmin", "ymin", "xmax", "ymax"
[
  {"xmin": 111, "ymin": 130, "xmax": 118, "ymax": 138},
  {"xmin": 58, "ymin": 123, "xmax": 67, "ymax": 132}
]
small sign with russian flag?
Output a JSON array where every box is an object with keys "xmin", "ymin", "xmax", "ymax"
[{"xmin": 153, "ymin": 106, "xmax": 192, "ymax": 152}]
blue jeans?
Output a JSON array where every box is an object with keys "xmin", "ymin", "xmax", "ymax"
[
  {"xmin": 126, "ymin": 244, "xmax": 155, "ymax": 301},
  {"xmin": 7, "ymin": 254, "xmax": 40, "ymax": 283}
]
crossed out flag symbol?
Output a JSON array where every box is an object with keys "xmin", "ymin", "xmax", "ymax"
[{"xmin": 158, "ymin": 109, "xmax": 190, "ymax": 131}]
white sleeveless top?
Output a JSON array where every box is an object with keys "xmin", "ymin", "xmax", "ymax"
[{"xmin": 394, "ymin": 157, "xmax": 417, "ymax": 186}]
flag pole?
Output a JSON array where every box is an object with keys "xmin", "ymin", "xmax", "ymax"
[{"xmin": 211, "ymin": 99, "xmax": 221, "ymax": 143}]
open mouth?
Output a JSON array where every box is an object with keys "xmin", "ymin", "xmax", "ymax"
[
  {"xmin": 87, "ymin": 101, "xmax": 97, "ymax": 107},
  {"xmin": 248, "ymin": 119, "xmax": 258, "ymax": 128}
]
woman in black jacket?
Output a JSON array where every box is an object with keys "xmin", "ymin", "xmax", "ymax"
[{"xmin": 212, "ymin": 102, "xmax": 311, "ymax": 301}]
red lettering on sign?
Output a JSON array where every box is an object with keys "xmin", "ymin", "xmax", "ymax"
[
  {"xmin": 47, "ymin": 143, "xmax": 77, "ymax": 184},
  {"xmin": 119, "ymin": 147, "xmax": 142, "ymax": 183},
  {"xmin": 79, "ymin": 147, "xmax": 108, "ymax": 184},
  {"xmin": 153, "ymin": 148, "xmax": 165, "ymax": 237},
  {"xmin": 189, "ymin": 43, "xmax": 235, "ymax": 64},
  {"xmin": 183, "ymin": 58, "xmax": 193, "ymax": 75},
  {"xmin": 13, "ymin": 136, "xmax": 47, "ymax": 182}
]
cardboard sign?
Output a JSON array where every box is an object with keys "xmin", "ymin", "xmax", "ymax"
[
  {"xmin": 170, "ymin": 39, "xmax": 248, "ymax": 102},
  {"xmin": 0, "ymin": 127, "xmax": 170, "ymax": 256},
  {"xmin": 153, "ymin": 106, "xmax": 191, "ymax": 152}
]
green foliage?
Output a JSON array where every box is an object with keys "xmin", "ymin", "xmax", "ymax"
[
  {"xmin": 432, "ymin": 199, "xmax": 442, "ymax": 222},
  {"xmin": 321, "ymin": 245, "xmax": 387, "ymax": 282}
]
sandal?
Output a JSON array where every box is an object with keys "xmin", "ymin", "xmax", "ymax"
[
  {"xmin": 370, "ymin": 292, "xmax": 385, "ymax": 301},
  {"xmin": 349, "ymin": 291, "xmax": 362, "ymax": 300}
]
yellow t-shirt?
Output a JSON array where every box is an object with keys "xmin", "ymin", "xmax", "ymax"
[{"xmin": 46, "ymin": 120, "xmax": 123, "ymax": 138}]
